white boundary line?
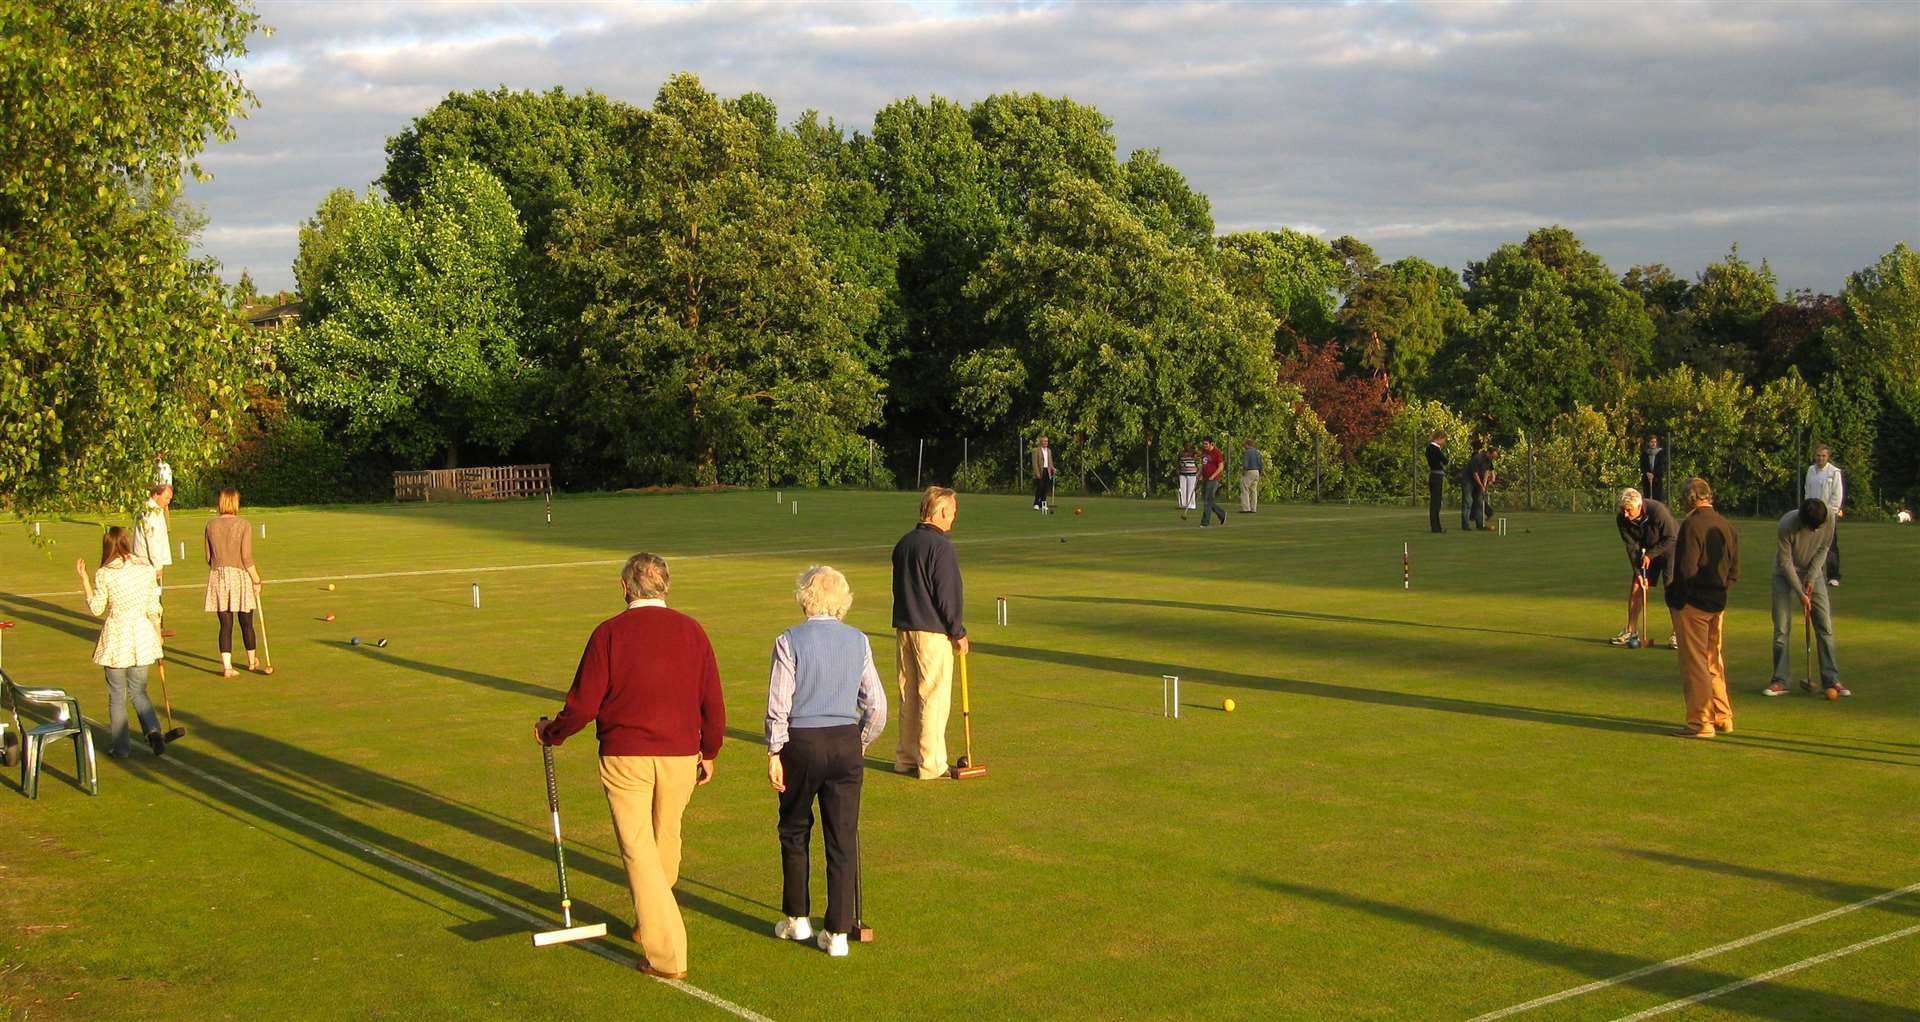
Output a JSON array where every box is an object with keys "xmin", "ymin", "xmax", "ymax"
[
  {"xmin": 4, "ymin": 515, "xmax": 1341, "ymax": 601},
  {"xmin": 1606, "ymin": 922, "xmax": 1920, "ymax": 1021},
  {"xmin": 148, "ymin": 750, "xmax": 774, "ymax": 1022},
  {"xmin": 1468, "ymin": 880, "xmax": 1920, "ymax": 1020}
]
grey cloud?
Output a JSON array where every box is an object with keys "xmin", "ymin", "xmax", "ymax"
[{"xmin": 191, "ymin": 0, "xmax": 1917, "ymax": 294}]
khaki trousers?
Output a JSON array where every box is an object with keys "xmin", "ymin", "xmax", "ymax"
[
  {"xmin": 1241, "ymin": 469, "xmax": 1261, "ymax": 512},
  {"xmin": 894, "ymin": 630, "xmax": 954, "ymax": 779},
  {"xmin": 600, "ymin": 754, "xmax": 699, "ymax": 973},
  {"xmin": 1674, "ymin": 605, "xmax": 1732, "ymax": 734}
]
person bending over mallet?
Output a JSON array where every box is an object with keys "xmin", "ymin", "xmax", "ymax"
[
  {"xmin": 766, "ymin": 565, "xmax": 887, "ymax": 957},
  {"xmin": 1613, "ymin": 487, "xmax": 1678, "ymax": 649},
  {"xmin": 1763, "ymin": 498, "xmax": 1847, "ymax": 697}
]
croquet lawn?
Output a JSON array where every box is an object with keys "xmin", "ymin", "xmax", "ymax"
[{"xmin": 1, "ymin": 491, "xmax": 1915, "ymax": 1021}]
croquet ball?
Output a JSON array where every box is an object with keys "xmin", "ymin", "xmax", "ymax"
[
  {"xmin": 326, "ymin": 583, "xmax": 336, "ymax": 591},
  {"xmin": 1223, "ymin": 698, "xmax": 1236, "ymax": 713},
  {"xmin": 350, "ymin": 637, "xmax": 360, "ymax": 646},
  {"xmin": 1075, "ymin": 506, "xmax": 1083, "ymax": 515},
  {"xmin": 376, "ymin": 638, "xmax": 389, "ymax": 648},
  {"xmin": 324, "ymin": 613, "xmax": 335, "ymax": 622},
  {"xmin": 1626, "ymin": 638, "xmax": 1641, "ymax": 649},
  {"xmin": 1825, "ymin": 686, "xmax": 1839, "ymax": 701},
  {"xmin": 1060, "ymin": 537, "xmax": 1067, "ymax": 543}
]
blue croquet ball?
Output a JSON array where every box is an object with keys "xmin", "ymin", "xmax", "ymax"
[
  {"xmin": 1626, "ymin": 637, "xmax": 1641, "ymax": 649},
  {"xmin": 350, "ymin": 637, "xmax": 361, "ymax": 646}
]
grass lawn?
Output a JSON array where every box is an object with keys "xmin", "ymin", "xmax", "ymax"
[{"xmin": 2, "ymin": 490, "xmax": 1915, "ymax": 1021}]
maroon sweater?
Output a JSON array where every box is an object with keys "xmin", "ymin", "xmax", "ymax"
[{"xmin": 546, "ymin": 605, "xmax": 726, "ymax": 759}]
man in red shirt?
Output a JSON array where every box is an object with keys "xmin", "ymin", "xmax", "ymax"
[
  {"xmin": 536, "ymin": 553, "xmax": 726, "ymax": 979},
  {"xmin": 1199, "ymin": 439, "xmax": 1227, "ymax": 527}
]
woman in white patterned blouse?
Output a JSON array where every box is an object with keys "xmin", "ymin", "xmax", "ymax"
[{"xmin": 73, "ymin": 527, "xmax": 167, "ymax": 757}]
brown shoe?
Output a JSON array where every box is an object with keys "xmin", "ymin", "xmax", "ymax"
[
  {"xmin": 1714, "ymin": 724, "xmax": 1733, "ymax": 734},
  {"xmin": 638, "ymin": 963, "xmax": 688, "ymax": 980},
  {"xmin": 1670, "ymin": 727, "xmax": 1715, "ymax": 739}
]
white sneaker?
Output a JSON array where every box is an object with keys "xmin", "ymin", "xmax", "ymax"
[
  {"xmin": 774, "ymin": 916, "xmax": 813, "ymax": 941},
  {"xmin": 817, "ymin": 930, "xmax": 849, "ymax": 957}
]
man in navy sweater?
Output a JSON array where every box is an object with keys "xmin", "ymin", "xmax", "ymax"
[
  {"xmin": 891, "ymin": 486, "xmax": 968, "ymax": 779},
  {"xmin": 537, "ymin": 552, "xmax": 726, "ymax": 979}
]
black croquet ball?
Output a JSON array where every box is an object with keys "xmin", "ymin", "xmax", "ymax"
[
  {"xmin": 350, "ymin": 637, "xmax": 361, "ymax": 646},
  {"xmin": 1060, "ymin": 537, "xmax": 1067, "ymax": 543},
  {"xmin": 376, "ymin": 638, "xmax": 389, "ymax": 648}
]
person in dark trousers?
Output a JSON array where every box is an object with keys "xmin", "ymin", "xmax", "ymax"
[
  {"xmin": 1031, "ymin": 436, "xmax": 1055, "ymax": 512},
  {"xmin": 767, "ymin": 565, "xmax": 887, "ymax": 957},
  {"xmin": 1199, "ymin": 439, "xmax": 1227, "ymax": 526},
  {"xmin": 1641, "ymin": 435, "xmax": 1668, "ymax": 504},
  {"xmin": 535, "ymin": 553, "xmax": 726, "ymax": 980},
  {"xmin": 1461, "ymin": 445, "xmax": 1494, "ymax": 530},
  {"xmin": 1613, "ymin": 487, "xmax": 1678, "ymax": 648},
  {"xmin": 1762, "ymin": 499, "xmax": 1846, "ymax": 697},
  {"xmin": 1425, "ymin": 432, "xmax": 1448, "ymax": 533},
  {"xmin": 891, "ymin": 486, "xmax": 968, "ymax": 779},
  {"xmin": 1666, "ymin": 477, "xmax": 1739, "ymax": 738}
]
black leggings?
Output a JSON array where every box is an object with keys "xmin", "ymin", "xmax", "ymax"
[{"xmin": 217, "ymin": 611, "xmax": 256, "ymax": 654}]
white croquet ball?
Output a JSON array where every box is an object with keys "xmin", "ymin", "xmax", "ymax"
[{"xmin": 1897, "ymin": 509, "xmax": 1913, "ymax": 524}]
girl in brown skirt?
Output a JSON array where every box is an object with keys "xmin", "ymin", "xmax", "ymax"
[{"xmin": 204, "ymin": 488, "xmax": 267, "ymax": 676}]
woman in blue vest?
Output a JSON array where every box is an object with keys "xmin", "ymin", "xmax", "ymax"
[{"xmin": 765, "ymin": 565, "xmax": 888, "ymax": 957}]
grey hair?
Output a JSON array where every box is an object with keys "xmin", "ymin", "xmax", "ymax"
[
  {"xmin": 622, "ymin": 553, "xmax": 670, "ymax": 600},
  {"xmin": 1620, "ymin": 487, "xmax": 1643, "ymax": 510},
  {"xmin": 795, "ymin": 565, "xmax": 853, "ymax": 619}
]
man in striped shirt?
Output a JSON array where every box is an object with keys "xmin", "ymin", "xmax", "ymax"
[{"xmin": 1176, "ymin": 445, "xmax": 1200, "ymax": 518}]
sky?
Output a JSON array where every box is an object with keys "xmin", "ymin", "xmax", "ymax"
[{"xmin": 193, "ymin": 0, "xmax": 1920, "ymax": 296}]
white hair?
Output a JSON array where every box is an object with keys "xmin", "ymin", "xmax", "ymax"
[
  {"xmin": 1619, "ymin": 487, "xmax": 1643, "ymax": 510},
  {"xmin": 795, "ymin": 565, "xmax": 853, "ymax": 619},
  {"xmin": 622, "ymin": 553, "xmax": 670, "ymax": 600}
]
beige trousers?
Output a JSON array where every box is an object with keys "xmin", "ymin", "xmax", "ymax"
[
  {"xmin": 1674, "ymin": 605, "xmax": 1732, "ymax": 734},
  {"xmin": 894, "ymin": 630, "xmax": 954, "ymax": 779},
  {"xmin": 1241, "ymin": 469, "xmax": 1261, "ymax": 512},
  {"xmin": 600, "ymin": 754, "xmax": 699, "ymax": 973}
]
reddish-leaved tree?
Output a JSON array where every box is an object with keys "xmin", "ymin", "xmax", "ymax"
[{"xmin": 1277, "ymin": 338, "xmax": 1400, "ymax": 460}]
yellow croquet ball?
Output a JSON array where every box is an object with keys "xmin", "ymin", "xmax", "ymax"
[
  {"xmin": 1223, "ymin": 698, "xmax": 1236, "ymax": 713},
  {"xmin": 1074, "ymin": 506, "xmax": 1084, "ymax": 516},
  {"xmin": 326, "ymin": 583, "xmax": 336, "ymax": 591}
]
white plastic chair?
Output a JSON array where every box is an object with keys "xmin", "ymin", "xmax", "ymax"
[{"xmin": 2, "ymin": 671, "xmax": 98, "ymax": 798}]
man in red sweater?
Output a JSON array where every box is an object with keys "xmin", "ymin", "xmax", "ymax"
[{"xmin": 536, "ymin": 553, "xmax": 726, "ymax": 979}]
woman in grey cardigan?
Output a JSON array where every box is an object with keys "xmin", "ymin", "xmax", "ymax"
[{"xmin": 765, "ymin": 565, "xmax": 887, "ymax": 958}]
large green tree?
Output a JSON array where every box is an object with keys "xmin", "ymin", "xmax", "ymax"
[
  {"xmin": 549, "ymin": 74, "xmax": 883, "ymax": 487},
  {"xmin": 1, "ymin": 0, "xmax": 261, "ymax": 514},
  {"xmin": 1216, "ymin": 229, "xmax": 1345, "ymax": 345},
  {"xmin": 280, "ymin": 161, "xmax": 532, "ymax": 467},
  {"xmin": 967, "ymin": 176, "xmax": 1282, "ymax": 481},
  {"xmin": 1337, "ymin": 253, "xmax": 1467, "ymax": 395}
]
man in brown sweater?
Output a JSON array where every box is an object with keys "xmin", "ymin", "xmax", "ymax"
[
  {"xmin": 1664, "ymin": 478, "xmax": 1740, "ymax": 738},
  {"xmin": 536, "ymin": 552, "xmax": 726, "ymax": 979}
]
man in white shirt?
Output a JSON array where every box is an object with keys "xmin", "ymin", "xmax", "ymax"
[
  {"xmin": 153, "ymin": 453, "xmax": 173, "ymax": 489},
  {"xmin": 131, "ymin": 484, "xmax": 174, "ymax": 584},
  {"xmin": 1804, "ymin": 445, "xmax": 1844, "ymax": 587}
]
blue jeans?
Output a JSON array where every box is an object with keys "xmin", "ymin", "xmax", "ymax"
[
  {"xmin": 103, "ymin": 665, "xmax": 161, "ymax": 756},
  {"xmin": 1770, "ymin": 574, "xmax": 1839, "ymax": 685},
  {"xmin": 1461, "ymin": 485, "xmax": 1486, "ymax": 529}
]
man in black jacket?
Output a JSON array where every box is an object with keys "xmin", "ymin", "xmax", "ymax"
[
  {"xmin": 1613, "ymin": 487, "xmax": 1678, "ymax": 648},
  {"xmin": 1425, "ymin": 433, "xmax": 1448, "ymax": 533},
  {"xmin": 890, "ymin": 486, "xmax": 968, "ymax": 779},
  {"xmin": 1666, "ymin": 477, "xmax": 1739, "ymax": 738}
]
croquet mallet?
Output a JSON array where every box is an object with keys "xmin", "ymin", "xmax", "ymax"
[
  {"xmin": 532, "ymin": 719, "xmax": 607, "ymax": 947},
  {"xmin": 949, "ymin": 652, "xmax": 987, "ymax": 780},
  {"xmin": 154, "ymin": 628, "xmax": 187, "ymax": 742},
  {"xmin": 252, "ymin": 585, "xmax": 275, "ymax": 674}
]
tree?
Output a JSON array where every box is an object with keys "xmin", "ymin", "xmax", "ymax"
[
  {"xmin": 1622, "ymin": 263, "xmax": 1695, "ymax": 371},
  {"xmin": 1, "ymin": 0, "xmax": 261, "ymax": 515},
  {"xmin": 229, "ymin": 269, "xmax": 260, "ymax": 309},
  {"xmin": 1216, "ymin": 229, "xmax": 1345, "ymax": 345},
  {"xmin": 550, "ymin": 74, "xmax": 884, "ymax": 486},
  {"xmin": 966, "ymin": 175, "xmax": 1282, "ymax": 481},
  {"xmin": 292, "ymin": 187, "xmax": 358, "ymax": 309},
  {"xmin": 1338, "ymin": 255, "xmax": 1467, "ymax": 396},
  {"xmin": 1683, "ymin": 245, "xmax": 1778, "ymax": 377},
  {"xmin": 1278, "ymin": 339, "xmax": 1399, "ymax": 460},
  {"xmin": 1121, "ymin": 148, "xmax": 1214, "ymax": 250},
  {"xmin": 280, "ymin": 161, "xmax": 533, "ymax": 467}
]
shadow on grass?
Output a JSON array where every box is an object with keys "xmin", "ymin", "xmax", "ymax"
[
  {"xmin": 972, "ymin": 641, "xmax": 1919, "ymax": 767},
  {"xmin": 0, "ymin": 594, "xmax": 99, "ymax": 643},
  {"xmin": 125, "ymin": 710, "xmax": 770, "ymax": 943},
  {"xmin": 342, "ymin": 644, "xmax": 564, "ymax": 703},
  {"xmin": 1619, "ymin": 849, "xmax": 1920, "ymax": 919},
  {"xmin": 1243, "ymin": 876, "xmax": 1916, "ymax": 1021},
  {"xmin": 1013, "ymin": 593, "xmax": 1595, "ymax": 644}
]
